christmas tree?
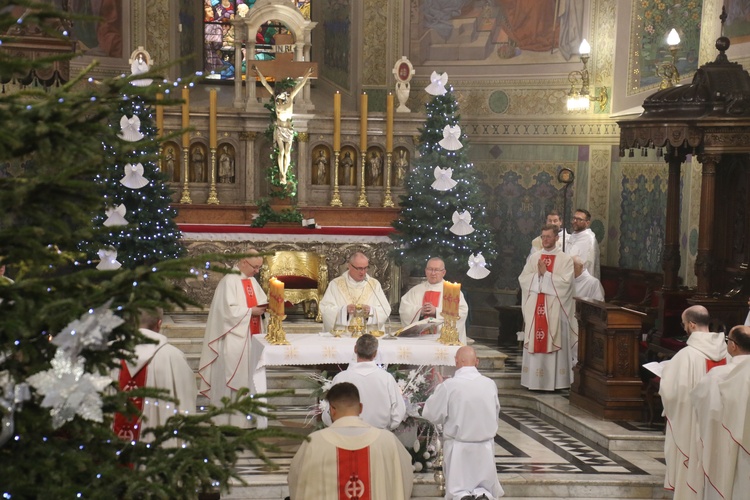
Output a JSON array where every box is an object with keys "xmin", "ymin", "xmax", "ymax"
[
  {"xmin": 83, "ymin": 81, "xmax": 184, "ymax": 268},
  {"xmin": 392, "ymin": 77, "xmax": 496, "ymax": 279},
  {"xmin": 0, "ymin": 4, "xmax": 295, "ymax": 498}
]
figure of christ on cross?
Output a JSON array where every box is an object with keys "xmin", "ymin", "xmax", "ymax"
[{"xmin": 253, "ymin": 64, "xmax": 314, "ymax": 185}]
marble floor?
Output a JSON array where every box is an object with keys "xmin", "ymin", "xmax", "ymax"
[{"xmin": 211, "ymin": 338, "xmax": 672, "ymax": 500}]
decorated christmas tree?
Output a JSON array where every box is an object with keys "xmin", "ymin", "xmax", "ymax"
[
  {"xmin": 0, "ymin": 4, "xmax": 294, "ymax": 497},
  {"xmin": 392, "ymin": 74, "xmax": 496, "ymax": 279},
  {"xmin": 83, "ymin": 76, "xmax": 184, "ymax": 268}
]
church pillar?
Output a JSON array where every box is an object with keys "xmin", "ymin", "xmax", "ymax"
[
  {"xmin": 233, "ymin": 24, "xmax": 244, "ymax": 109},
  {"xmin": 662, "ymin": 154, "xmax": 685, "ymax": 290},
  {"xmin": 296, "ymin": 132, "xmax": 309, "ymax": 206},
  {"xmin": 694, "ymin": 154, "xmax": 720, "ymax": 298},
  {"xmin": 296, "ymin": 42, "xmax": 312, "ymax": 107},
  {"xmin": 245, "ymin": 42, "xmax": 258, "ymax": 111},
  {"xmin": 240, "ymin": 131, "xmax": 258, "ymax": 204}
]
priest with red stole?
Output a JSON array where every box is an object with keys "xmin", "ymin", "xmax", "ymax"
[
  {"xmin": 660, "ymin": 305, "xmax": 727, "ymax": 497},
  {"xmin": 519, "ymin": 224, "xmax": 577, "ymax": 391},
  {"xmin": 288, "ymin": 382, "xmax": 413, "ymax": 500},
  {"xmin": 198, "ymin": 251, "xmax": 267, "ymax": 427},
  {"xmin": 399, "ymin": 257, "xmax": 469, "ymax": 343},
  {"xmin": 114, "ymin": 308, "xmax": 196, "ymax": 446}
]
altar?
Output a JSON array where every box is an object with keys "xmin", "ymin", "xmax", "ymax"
[{"xmin": 249, "ymin": 333, "xmax": 461, "ymax": 428}]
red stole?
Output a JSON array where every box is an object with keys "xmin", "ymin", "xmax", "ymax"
[
  {"xmin": 337, "ymin": 446, "xmax": 371, "ymax": 500},
  {"xmin": 242, "ymin": 278, "xmax": 261, "ymax": 335},
  {"xmin": 533, "ymin": 254, "xmax": 556, "ymax": 353},
  {"xmin": 422, "ymin": 290, "xmax": 441, "ymax": 318},
  {"xmin": 113, "ymin": 360, "xmax": 148, "ymax": 442},
  {"xmin": 706, "ymin": 358, "xmax": 727, "ymax": 372}
]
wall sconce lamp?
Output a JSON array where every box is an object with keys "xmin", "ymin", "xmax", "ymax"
[
  {"xmin": 657, "ymin": 28, "xmax": 681, "ymax": 90},
  {"xmin": 566, "ymin": 39, "xmax": 608, "ymax": 112}
]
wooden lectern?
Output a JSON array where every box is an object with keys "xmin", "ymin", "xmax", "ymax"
[{"xmin": 570, "ymin": 298, "xmax": 645, "ymax": 421}]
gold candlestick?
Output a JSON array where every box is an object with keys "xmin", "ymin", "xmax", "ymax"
[
  {"xmin": 207, "ymin": 147, "xmax": 219, "ymax": 204},
  {"xmin": 437, "ymin": 312, "xmax": 462, "ymax": 346},
  {"xmin": 357, "ymin": 152, "xmax": 369, "ymax": 207},
  {"xmin": 180, "ymin": 148, "xmax": 192, "ymax": 204},
  {"xmin": 330, "ymin": 150, "xmax": 343, "ymax": 206},
  {"xmin": 383, "ymin": 151, "xmax": 394, "ymax": 207},
  {"xmin": 265, "ymin": 310, "xmax": 290, "ymax": 345}
]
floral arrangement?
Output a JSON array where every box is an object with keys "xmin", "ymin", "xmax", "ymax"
[{"xmin": 305, "ymin": 365, "xmax": 443, "ymax": 471}]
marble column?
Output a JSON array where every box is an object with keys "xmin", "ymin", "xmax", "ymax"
[
  {"xmin": 239, "ymin": 131, "xmax": 257, "ymax": 204},
  {"xmin": 296, "ymin": 131, "xmax": 309, "ymax": 206},
  {"xmin": 233, "ymin": 21, "xmax": 244, "ymax": 109}
]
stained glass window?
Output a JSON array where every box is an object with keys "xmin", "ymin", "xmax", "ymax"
[{"xmin": 203, "ymin": 0, "xmax": 311, "ymax": 81}]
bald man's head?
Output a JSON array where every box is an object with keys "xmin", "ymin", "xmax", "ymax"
[{"xmin": 455, "ymin": 345, "xmax": 478, "ymax": 369}]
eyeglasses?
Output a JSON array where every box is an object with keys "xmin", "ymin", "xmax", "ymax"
[
  {"xmin": 726, "ymin": 336, "xmax": 737, "ymax": 345},
  {"xmin": 572, "ymin": 217, "xmax": 587, "ymax": 222},
  {"xmin": 349, "ymin": 264, "xmax": 369, "ymax": 272},
  {"xmin": 426, "ymin": 267, "xmax": 445, "ymax": 273}
]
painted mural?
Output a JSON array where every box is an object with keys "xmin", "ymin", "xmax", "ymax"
[
  {"xmin": 628, "ymin": 0, "xmax": 703, "ymax": 93},
  {"xmin": 409, "ymin": 0, "xmax": 586, "ymax": 67}
]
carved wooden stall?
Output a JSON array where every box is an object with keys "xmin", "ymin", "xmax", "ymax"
[
  {"xmin": 570, "ymin": 299, "xmax": 645, "ymax": 421},
  {"xmin": 618, "ymin": 36, "xmax": 750, "ymax": 357}
]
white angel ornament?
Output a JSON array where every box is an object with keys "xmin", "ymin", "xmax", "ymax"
[
  {"xmin": 467, "ymin": 253, "xmax": 491, "ymax": 279},
  {"xmin": 450, "ymin": 210, "xmax": 474, "ymax": 235},
  {"xmin": 96, "ymin": 247, "xmax": 122, "ymax": 271},
  {"xmin": 425, "ymin": 71, "xmax": 448, "ymax": 96},
  {"xmin": 120, "ymin": 163, "xmax": 149, "ymax": 189},
  {"xmin": 103, "ymin": 204, "xmax": 129, "ymax": 227},
  {"xmin": 118, "ymin": 115, "xmax": 144, "ymax": 142},
  {"xmin": 439, "ymin": 124, "xmax": 463, "ymax": 151},
  {"xmin": 432, "ymin": 166, "xmax": 457, "ymax": 191}
]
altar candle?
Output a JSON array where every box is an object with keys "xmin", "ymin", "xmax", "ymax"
[
  {"xmin": 333, "ymin": 91, "xmax": 341, "ymax": 151},
  {"xmin": 155, "ymin": 93, "xmax": 164, "ymax": 138},
  {"xmin": 181, "ymin": 87, "xmax": 190, "ymax": 148},
  {"xmin": 209, "ymin": 88, "xmax": 217, "ymax": 149},
  {"xmin": 360, "ymin": 92, "xmax": 368, "ymax": 151},
  {"xmin": 270, "ymin": 277, "xmax": 285, "ymax": 315},
  {"xmin": 442, "ymin": 281, "xmax": 461, "ymax": 317},
  {"xmin": 386, "ymin": 92, "xmax": 394, "ymax": 152}
]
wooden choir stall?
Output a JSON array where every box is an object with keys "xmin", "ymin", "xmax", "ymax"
[{"xmin": 570, "ymin": 298, "xmax": 645, "ymax": 421}]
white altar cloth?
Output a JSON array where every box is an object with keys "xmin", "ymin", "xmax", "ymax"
[{"xmin": 249, "ymin": 333, "xmax": 460, "ymax": 428}]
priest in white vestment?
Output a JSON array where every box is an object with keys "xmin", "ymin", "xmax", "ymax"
[
  {"xmin": 288, "ymin": 382, "xmax": 413, "ymax": 500},
  {"xmin": 198, "ymin": 253, "xmax": 268, "ymax": 427},
  {"xmin": 114, "ymin": 308, "xmax": 197, "ymax": 446},
  {"xmin": 659, "ymin": 305, "xmax": 728, "ymax": 497},
  {"xmin": 399, "ymin": 257, "xmax": 469, "ymax": 343},
  {"xmin": 689, "ymin": 325, "xmax": 750, "ymax": 499},
  {"xmin": 565, "ymin": 208, "xmax": 600, "ymax": 279},
  {"xmin": 573, "ymin": 256, "xmax": 604, "ymax": 302},
  {"xmin": 528, "ymin": 210, "xmax": 564, "ymax": 257},
  {"xmin": 322, "ymin": 334, "xmax": 406, "ymax": 430},
  {"xmin": 422, "ymin": 346, "xmax": 504, "ymax": 500},
  {"xmin": 519, "ymin": 224, "xmax": 577, "ymax": 390},
  {"xmin": 320, "ymin": 252, "xmax": 391, "ymax": 333}
]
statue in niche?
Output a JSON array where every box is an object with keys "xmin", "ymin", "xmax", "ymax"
[
  {"xmin": 191, "ymin": 145, "xmax": 206, "ymax": 182},
  {"xmin": 340, "ymin": 151, "xmax": 355, "ymax": 186},
  {"xmin": 218, "ymin": 145, "xmax": 235, "ymax": 183},
  {"xmin": 394, "ymin": 149, "xmax": 409, "ymax": 187},
  {"xmin": 164, "ymin": 146, "xmax": 176, "ymax": 181},
  {"xmin": 314, "ymin": 149, "xmax": 328, "ymax": 185},
  {"xmin": 368, "ymin": 151, "xmax": 383, "ymax": 185}
]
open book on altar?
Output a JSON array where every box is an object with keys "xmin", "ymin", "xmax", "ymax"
[{"xmin": 394, "ymin": 317, "xmax": 443, "ymax": 337}]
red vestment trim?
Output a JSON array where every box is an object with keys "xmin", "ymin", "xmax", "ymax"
[
  {"xmin": 533, "ymin": 254, "xmax": 556, "ymax": 353},
  {"xmin": 336, "ymin": 446, "xmax": 371, "ymax": 500},
  {"xmin": 706, "ymin": 358, "xmax": 727, "ymax": 372},
  {"xmin": 114, "ymin": 360, "xmax": 148, "ymax": 442},
  {"xmin": 242, "ymin": 279, "xmax": 261, "ymax": 334},
  {"xmin": 421, "ymin": 290, "xmax": 441, "ymax": 320}
]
